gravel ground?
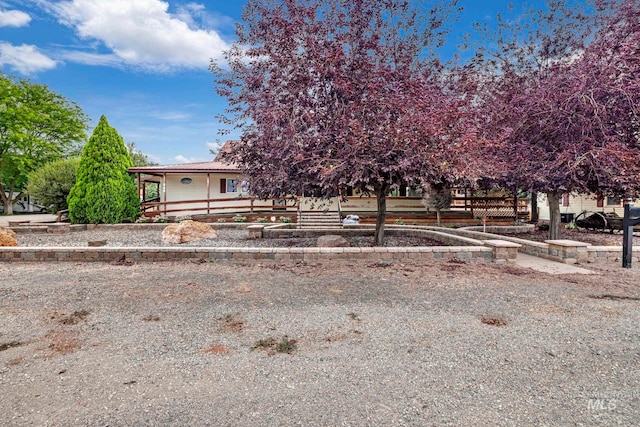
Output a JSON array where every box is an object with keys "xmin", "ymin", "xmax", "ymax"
[
  {"xmin": 16, "ymin": 228, "xmax": 442, "ymax": 248},
  {"xmin": 1, "ymin": 258, "xmax": 639, "ymax": 426}
]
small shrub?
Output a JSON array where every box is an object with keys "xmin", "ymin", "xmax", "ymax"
[
  {"xmin": 252, "ymin": 336, "xmax": 297, "ymax": 355},
  {"xmin": 256, "ymin": 217, "xmax": 268, "ymax": 223},
  {"xmin": 279, "ymin": 216, "xmax": 292, "ymax": 223},
  {"xmin": 394, "ymin": 218, "xmax": 405, "ymax": 225},
  {"xmin": 481, "ymin": 316, "xmax": 507, "ymax": 327},
  {"xmin": 0, "ymin": 341, "xmax": 24, "ymax": 352},
  {"xmin": 232, "ymin": 215, "xmax": 247, "ymax": 223},
  {"xmin": 275, "ymin": 336, "xmax": 297, "ymax": 353},
  {"xmin": 217, "ymin": 218, "xmax": 226, "ymax": 223},
  {"xmin": 26, "ymin": 157, "xmax": 80, "ymax": 214},
  {"xmin": 60, "ymin": 309, "xmax": 91, "ymax": 325},
  {"xmin": 153, "ymin": 217, "xmax": 168, "ymax": 223}
]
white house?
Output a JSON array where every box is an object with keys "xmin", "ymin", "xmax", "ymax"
[{"xmin": 536, "ymin": 192, "xmax": 635, "ymax": 222}]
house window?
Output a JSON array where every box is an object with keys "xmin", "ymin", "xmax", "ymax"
[
  {"xmin": 227, "ymin": 179, "xmax": 238, "ymax": 193},
  {"xmin": 607, "ymin": 196, "xmax": 621, "ymax": 206},
  {"xmin": 180, "ymin": 177, "xmax": 192, "ymax": 185},
  {"xmin": 220, "ymin": 178, "xmax": 238, "ymax": 194},
  {"xmin": 241, "ymin": 180, "xmax": 250, "ymax": 193}
]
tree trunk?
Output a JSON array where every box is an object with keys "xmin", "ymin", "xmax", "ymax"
[
  {"xmin": 374, "ymin": 184, "xmax": 389, "ymax": 246},
  {"xmin": 530, "ymin": 191, "xmax": 539, "ymax": 223},
  {"xmin": 0, "ymin": 183, "xmax": 12, "ymax": 216},
  {"xmin": 547, "ymin": 191, "xmax": 562, "ymax": 240}
]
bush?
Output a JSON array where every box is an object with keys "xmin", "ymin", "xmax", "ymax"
[
  {"xmin": 279, "ymin": 216, "xmax": 292, "ymax": 223},
  {"xmin": 256, "ymin": 217, "xmax": 268, "ymax": 223},
  {"xmin": 67, "ymin": 116, "xmax": 140, "ymax": 224},
  {"xmin": 26, "ymin": 157, "xmax": 80, "ymax": 214},
  {"xmin": 232, "ymin": 215, "xmax": 247, "ymax": 223}
]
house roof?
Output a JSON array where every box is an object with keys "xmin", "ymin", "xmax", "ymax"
[{"xmin": 129, "ymin": 160, "xmax": 241, "ymax": 175}]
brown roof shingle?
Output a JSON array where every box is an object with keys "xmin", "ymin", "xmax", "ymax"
[{"xmin": 128, "ymin": 161, "xmax": 241, "ymax": 174}]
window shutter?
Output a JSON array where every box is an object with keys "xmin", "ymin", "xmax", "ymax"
[
  {"xmin": 220, "ymin": 179, "xmax": 226, "ymax": 194},
  {"xmin": 562, "ymin": 194, "xmax": 570, "ymax": 207},
  {"xmin": 597, "ymin": 196, "xmax": 604, "ymax": 208}
]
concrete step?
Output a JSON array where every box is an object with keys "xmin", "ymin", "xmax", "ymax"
[{"xmin": 298, "ymin": 210, "xmax": 341, "ymax": 228}]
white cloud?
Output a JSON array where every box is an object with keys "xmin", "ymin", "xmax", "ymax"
[
  {"xmin": 46, "ymin": 0, "xmax": 230, "ymax": 72},
  {"xmin": 59, "ymin": 50, "xmax": 123, "ymax": 67},
  {"xmin": 156, "ymin": 111, "xmax": 190, "ymax": 121},
  {"xmin": 174, "ymin": 154, "xmax": 207, "ymax": 164},
  {"xmin": 0, "ymin": 9, "xmax": 31, "ymax": 27},
  {"xmin": 0, "ymin": 42, "xmax": 57, "ymax": 74}
]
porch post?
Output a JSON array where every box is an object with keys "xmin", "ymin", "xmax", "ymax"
[
  {"xmin": 162, "ymin": 173, "xmax": 167, "ymax": 216},
  {"xmin": 136, "ymin": 173, "xmax": 142, "ymax": 201},
  {"xmin": 207, "ymin": 173, "xmax": 211, "ymax": 214}
]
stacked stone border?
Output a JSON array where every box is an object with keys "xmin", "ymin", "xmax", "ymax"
[
  {"xmin": 3, "ymin": 222, "xmax": 633, "ymax": 265},
  {"xmin": 446, "ymin": 225, "xmax": 635, "ymax": 265},
  {"xmin": 3, "ymin": 222, "xmax": 518, "ymax": 264}
]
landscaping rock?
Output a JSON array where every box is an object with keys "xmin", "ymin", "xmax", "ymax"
[
  {"xmin": 317, "ymin": 234, "xmax": 350, "ymax": 247},
  {"xmin": 161, "ymin": 220, "xmax": 218, "ymax": 244},
  {"xmin": 88, "ymin": 240, "xmax": 107, "ymax": 247},
  {"xmin": 0, "ymin": 226, "xmax": 18, "ymax": 247}
]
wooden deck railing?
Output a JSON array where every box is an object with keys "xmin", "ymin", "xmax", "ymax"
[
  {"xmin": 140, "ymin": 197, "xmax": 299, "ymax": 217},
  {"xmin": 451, "ymin": 196, "xmax": 529, "ymax": 218},
  {"xmin": 340, "ymin": 196, "xmax": 528, "ymax": 218},
  {"xmin": 140, "ymin": 195, "xmax": 529, "ymax": 219}
]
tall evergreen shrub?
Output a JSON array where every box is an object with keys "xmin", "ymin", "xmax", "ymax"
[{"xmin": 68, "ymin": 115, "xmax": 139, "ymax": 223}]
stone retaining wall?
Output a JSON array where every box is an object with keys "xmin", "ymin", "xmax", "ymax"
[
  {"xmin": 0, "ymin": 246, "xmax": 494, "ymax": 263},
  {"xmin": 7, "ymin": 222, "xmax": 633, "ymax": 266},
  {"xmin": 454, "ymin": 226, "xmax": 638, "ymax": 265}
]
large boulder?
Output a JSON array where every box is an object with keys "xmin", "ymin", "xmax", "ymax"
[
  {"xmin": 161, "ymin": 220, "xmax": 218, "ymax": 244},
  {"xmin": 317, "ymin": 234, "xmax": 350, "ymax": 248},
  {"xmin": 0, "ymin": 226, "xmax": 18, "ymax": 247}
]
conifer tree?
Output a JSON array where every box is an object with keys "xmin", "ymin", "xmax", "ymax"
[{"xmin": 68, "ymin": 115, "xmax": 139, "ymax": 224}]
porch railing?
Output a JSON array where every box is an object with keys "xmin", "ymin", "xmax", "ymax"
[
  {"xmin": 140, "ymin": 195, "xmax": 529, "ymax": 219},
  {"xmin": 140, "ymin": 196, "xmax": 299, "ymax": 218}
]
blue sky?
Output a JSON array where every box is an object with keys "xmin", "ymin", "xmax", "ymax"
[{"xmin": 0, "ymin": 0, "xmax": 547, "ymax": 165}]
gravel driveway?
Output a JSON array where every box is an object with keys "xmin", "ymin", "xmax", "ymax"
[{"xmin": 1, "ymin": 259, "xmax": 639, "ymax": 426}]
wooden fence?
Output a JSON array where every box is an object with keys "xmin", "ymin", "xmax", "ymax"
[
  {"xmin": 139, "ymin": 195, "xmax": 529, "ymax": 219},
  {"xmin": 139, "ymin": 197, "xmax": 298, "ymax": 217}
]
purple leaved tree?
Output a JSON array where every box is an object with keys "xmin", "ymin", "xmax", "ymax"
[
  {"xmin": 212, "ymin": 0, "xmax": 482, "ymax": 246},
  {"xmin": 474, "ymin": 0, "xmax": 640, "ymax": 240}
]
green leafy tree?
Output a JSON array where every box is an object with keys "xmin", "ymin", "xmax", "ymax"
[
  {"xmin": 126, "ymin": 141, "xmax": 158, "ymax": 167},
  {"xmin": 26, "ymin": 157, "xmax": 80, "ymax": 214},
  {"xmin": 0, "ymin": 73, "xmax": 88, "ymax": 215},
  {"xmin": 68, "ymin": 116, "xmax": 140, "ymax": 224}
]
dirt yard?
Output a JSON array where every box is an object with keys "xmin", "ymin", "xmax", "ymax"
[{"xmin": 1, "ymin": 259, "xmax": 639, "ymax": 426}]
